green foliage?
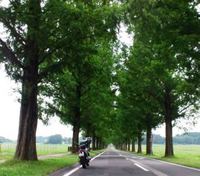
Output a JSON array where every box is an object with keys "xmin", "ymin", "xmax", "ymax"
[
  {"xmin": 1, "ymin": 0, "xmax": 199, "ymax": 159},
  {"xmin": 110, "ymin": 0, "xmax": 200, "ymax": 154},
  {"xmin": 39, "ymin": 1, "xmax": 122, "ymax": 147}
]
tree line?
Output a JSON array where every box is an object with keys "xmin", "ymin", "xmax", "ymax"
[
  {"xmin": 143, "ymin": 133, "xmax": 200, "ymax": 145},
  {"xmin": 111, "ymin": 0, "xmax": 200, "ymax": 156},
  {"xmin": 0, "ymin": 0, "xmax": 199, "ymax": 161}
]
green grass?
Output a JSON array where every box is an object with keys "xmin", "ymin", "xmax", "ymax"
[
  {"xmin": 0, "ymin": 149, "xmax": 105, "ymax": 176},
  {"xmin": 135, "ymin": 144, "xmax": 200, "ymax": 169},
  {"xmin": 0, "ymin": 144, "xmax": 69, "ymax": 160},
  {"xmin": 0, "ymin": 155, "xmax": 78, "ymax": 176},
  {"xmin": 90, "ymin": 149, "xmax": 104, "ymax": 157}
]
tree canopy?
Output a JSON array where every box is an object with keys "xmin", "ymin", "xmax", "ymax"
[{"xmin": 0, "ymin": 0, "xmax": 199, "ymax": 160}]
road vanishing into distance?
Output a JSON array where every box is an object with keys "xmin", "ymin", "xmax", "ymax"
[{"xmin": 50, "ymin": 148, "xmax": 200, "ymax": 176}]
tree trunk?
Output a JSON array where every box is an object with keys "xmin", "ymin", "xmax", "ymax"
[
  {"xmin": 72, "ymin": 124, "xmax": 80, "ymax": 153},
  {"xmin": 15, "ymin": 70, "xmax": 38, "ymax": 160},
  {"xmin": 99, "ymin": 139, "xmax": 103, "ymax": 149},
  {"xmin": 164, "ymin": 86, "xmax": 174, "ymax": 157},
  {"xmin": 132, "ymin": 139, "xmax": 135, "ymax": 152},
  {"xmin": 14, "ymin": 0, "xmax": 41, "ymax": 161},
  {"xmin": 92, "ymin": 134, "xmax": 96, "ymax": 150},
  {"xmin": 96, "ymin": 137, "xmax": 100, "ymax": 150},
  {"xmin": 165, "ymin": 117, "xmax": 174, "ymax": 156},
  {"xmin": 137, "ymin": 132, "xmax": 142, "ymax": 153},
  {"xmin": 120, "ymin": 144, "xmax": 123, "ymax": 150},
  {"xmin": 72, "ymin": 84, "xmax": 81, "ymax": 153},
  {"xmin": 146, "ymin": 127, "xmax": 153, "ymax": 155},
  {"xmin": 127, "ymin": 139, "xmax": 130, "ymax": 151}
]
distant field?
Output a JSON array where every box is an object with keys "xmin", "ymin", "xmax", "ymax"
[
  {"xmin": 0, "ymin": 143, "xmax": 69, "ymax": 160},
  {"xmin": 136, "ymin": 144, "xmax": 200, "ymax": 169}
]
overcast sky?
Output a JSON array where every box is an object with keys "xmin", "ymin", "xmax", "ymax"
[
  {"xmin": 0, "ymin": 66, "xmax": 73, "ymax": 140},
  {"xmin": 0, "ymin": 0, "xmax": 199, "ymax": 140}
]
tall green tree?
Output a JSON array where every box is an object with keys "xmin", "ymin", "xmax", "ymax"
[
  {"xmin": 40, "ymin": 1, "xmax": 122, "ymax": 153},
  {"xmin": 0, "ymin": 0, "xmax": 83, "ymax": 160},
  {"xmin": 127, "ymin": 0, "xmax": 200, "ymax": 156}
]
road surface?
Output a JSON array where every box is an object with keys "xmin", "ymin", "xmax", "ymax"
[{"xmin": 50, "ymin": 149, "xmax": 200, "ymax": 176}]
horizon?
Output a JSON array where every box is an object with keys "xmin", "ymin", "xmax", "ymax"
[{"xmin": 1, "ymin": 131, "xmax": 200, "ymax": 142}]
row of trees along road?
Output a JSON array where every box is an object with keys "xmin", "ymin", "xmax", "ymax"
[
  {"xmin": 0, "ymin": 0, "xmax": 199, "ymax": 161},
  {"xmin": 0, "ymin": 0, "xmax": 122, "ymax": 160},
  {"xmin": 112, "ymin": 0, "xmax": 200, "ymax": 157}
]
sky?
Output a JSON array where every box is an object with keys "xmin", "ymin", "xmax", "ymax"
[
  {"xmin": 0, "ymin": 66, "xmax": 73, "ymax": 140},
  {"xmin": 0, "ymin": 0, "xmax": 200, "ymax": 141}
]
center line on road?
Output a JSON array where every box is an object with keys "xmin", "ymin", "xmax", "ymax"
[
  {"xmin": 126, "ymin": 158, "xmax": 149, "ymax": 172},
  {"xmin": 134, "ymin": 163, "xmax": 149, "ymax": 172}
]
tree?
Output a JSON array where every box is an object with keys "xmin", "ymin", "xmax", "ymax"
[
  {"xmin": 0, "ymin": 0, "xmax": 81, "ymax": 160},
  {"xmin": 40, "ymin": 1, "xmax": 122, "ymax": 153},
  {"xmin": 127, "ymin": 0, "xmax": 200, "ymax": 156}
]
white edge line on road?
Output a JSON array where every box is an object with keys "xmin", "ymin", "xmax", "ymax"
[
  {"xmin": 63, "ymin": 166, "xmax": 82, "ymax": 176},
  {"xmin": 134, "ymin": 163, "xmax": 149, "ymax": 172},
  {"xmin": 63, "ymin": 151, "xmax": 105, "ymax": 176},
  {"xmin": 90, "ymin": 151, "xmax": 105, "ymax": 162},
  {"xmin": 151, "ymin": 158, "xmax": 200, "ymax": 172},
  {"xmin": 121, "ymin": 150, "xmax": 200, "ymax": 172}
]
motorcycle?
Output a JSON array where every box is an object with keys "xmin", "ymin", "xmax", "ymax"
[{"xmin": 78, "ymin": 137, "xmax": 91, "ymax": 168}]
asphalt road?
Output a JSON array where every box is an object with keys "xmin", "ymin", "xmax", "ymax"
[{"xmin": 51, "ymin": 149, "xmax": 200, "ymax": 176}]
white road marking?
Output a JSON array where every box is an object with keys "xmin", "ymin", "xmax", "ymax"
[
  {"xmin": 99, "ymin": 155, "xmax": 122, "ymax": 158},
  {"xmin": 152, "ymin": 158, "xmax": 200, "ymax": 172},
  {"xmin": 63, "ymin": 166, "xmax": 82, "ymax": 176},
  {"xmin": 126, "ymin": 158, "xmax": 168, "ymax": 176},
  {"xmin": 90, "ymin": 152, "xmax": 105, "ymax": 161},
  {"xmin": 120, "ymin": 150, "xmax": 200, "ymax": 172},
  {"xmin": 126, "ymin": 158, "xmax": 149, "ymax": 172},
  {"xmin": 63, "ymin": 151, "xmax": 105, "ymax": 176},
  {"xmin": 134, "ymin": 163, "xmax": 149, "ymax": 171}
]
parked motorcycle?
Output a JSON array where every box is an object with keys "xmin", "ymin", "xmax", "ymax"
[{"xmin": 78, "ymin": 137, "xmax": 91, "ymax": 168}]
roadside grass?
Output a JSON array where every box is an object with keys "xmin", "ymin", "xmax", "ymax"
[
  {"xmin": 90, "ymin": 149, "xmax": 104, "ymax": 157},
  {"xmin": 134, "ymin": 144, "xmax": 200, "ymax": 169},
  {"xmin": 0, "ymin": 144, "xmax": 69, "ymax": 160},
  {"xmin": 0, "ymin": 155, "xmax": 78, "ymax": 176},
  {"xmin": 0, "ymin": 149, "xmax": 105, "ymax": 176}
]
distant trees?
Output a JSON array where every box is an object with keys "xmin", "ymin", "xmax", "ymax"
[
  {"xmin": 173, "ymin": 133, "xmax": 200, "ymax": 145},
  {"xmin": 0, "ymin": 136, "xmax": 12, "ymax": 143},
  {"xmin": 46, "ymin": 135, "xmax": 62, "ymax": 144},
  {"xmin": 144, "ymin": 133, "xmax": 200, "ymax": 145}
]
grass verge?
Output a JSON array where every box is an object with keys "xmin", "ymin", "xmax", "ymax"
[
  {"xmin": 0, "ymin": 155, "xmax": 77, "ymax": 176},
  {"xmin": 90, "ymin": 149, "xmax": 104, "ymax": 157},
  {"xmin": 133, "ymin": 144, "xmax": 200, "ymax": 169},
  {"xmin": 0, "ymin": 150, "xmax": 105, "ymax": 176}
]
